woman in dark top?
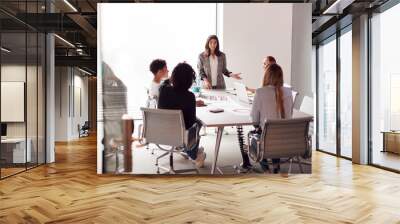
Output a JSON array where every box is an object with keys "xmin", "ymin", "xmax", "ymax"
[{"xmin": 158, "ymin": 63, "xmax": 206, "ymax": 167}]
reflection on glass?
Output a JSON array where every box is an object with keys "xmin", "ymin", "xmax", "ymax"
[
  {"xmin": 27, "ymin": 32, "xmax": 38, "ymax": 169},
  {"xmin": 371, "ymin": 4, "xmax": 400, "ymax": 171},
  {"xmin": 38, "ymin": 33, "xmax": 46, "ymax": 165},
  {"xmin": 340, "ymin": 29, "xmax": 352, "ymax": 158},
  {"xmin": 318, "ymin": 37, "xmax": 337, "ymax": 154},
  {"xmin": 1, "ymin": 32, "xmax": 27, "ymax": 177},
  {"xmin": 0, "ymin": 2, "xmax": 46, "ymax": 179}
]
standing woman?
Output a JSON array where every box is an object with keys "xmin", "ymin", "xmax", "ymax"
[
  {"xmin": 198, "ymin": 35, "xmax": 252, "ymax": 170},
  {"xmin": 197, "ymin": 35, "xmax": 241, "ymax": 89}
]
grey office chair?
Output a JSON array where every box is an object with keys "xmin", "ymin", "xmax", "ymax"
[
  {"xmin": 141, "ymin": 107, "xmax": 200, "ymax": 174},
  {"xmin": 247, "ymin": 117, "xmax": 313, "ymax": 174}
]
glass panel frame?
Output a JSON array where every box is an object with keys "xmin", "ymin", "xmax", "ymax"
[
  {"xmin": 370, "ymin": 2, "xmax": 400, "ymax": 172},
  {"xmin": 0, "ymin": 1, "xmax": 47, "ymax": 179},
  {"xmin": 316, "ymin": 25, "xmax": 353, "ymax": 160},
  {"xmin": 339, "ymin": 26, "xmax": 353, "ymax": 159},
  {"xmin": 317, "ymin": 35, "xmax": 337, "ymax": 155}
]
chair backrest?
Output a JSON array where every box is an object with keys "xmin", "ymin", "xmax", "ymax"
[
  {"xmin": 141, "ymin": 107, "xmax": 186, "ymax": 147},
  {"xmin": 300, "ymin": 96, "xmax": 313, "ymax": 115},
  {"xmin": 82, "ymin": 121, "xmax": 90, "ymax": 129},
  {"xmin": 292, "ymin": 90, "xmax": 299, "ymax": 109},
  {"xmin": 261, "ymin": 117, "xmax": 313, "ymax": 159},
  {"xmin": 300, "ymin": 96, "xmax": 314, "ymax": 135}
]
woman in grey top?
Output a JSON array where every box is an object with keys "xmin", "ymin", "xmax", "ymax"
[
  {"xmin": 197, "ymin": 35, "xmax": 241, "ymax": 89},
  {"xmin": 250, "ymin": 63, "xmax": 293, "ymax": 173}
]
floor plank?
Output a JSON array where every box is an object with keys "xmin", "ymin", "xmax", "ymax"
[{"xmin": 1, "ymin": 135, "xmax": 400, "ymax": 223}]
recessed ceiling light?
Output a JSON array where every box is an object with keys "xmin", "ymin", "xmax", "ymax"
[
  {"xmin": 1, "ymin": 47, "xmax": 11, "ymax": 53},
  {"xmin": 78, "ymin": 67, "xmax": 93, "ymax": 76},
  {"xmin": 63, "ymin": 0, "xmax": 78, "ymax": 12},
  {"xmin": 322, "ymin": 0, "xmax": 354, "ymax": 15},
  {"xmin": 54, "ymin": 34, "xmax": 75, "ymax": 48}
]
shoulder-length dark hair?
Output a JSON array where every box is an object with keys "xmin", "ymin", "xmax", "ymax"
[
  {"xmin": 203, "ymin": 35, "xmax": 221, "ymax": 57},
  {"xmin": 171, "ymin": 63, "xmax": 196, "ymax": 91}
]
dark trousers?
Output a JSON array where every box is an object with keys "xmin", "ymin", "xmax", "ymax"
[
  {"xmin": 237, "ymin": 126, "xmax": 252, "ymax": 167},
  {"xmin": 184, "ymin": 120, "xmax": 203, "ymax": 160},
  {"xmin": 241, "ymin": 127, "xmax": 280, "ymax": 168},
  {"xmin": 260, "ymin": 158, "xmax": 281, "ymax": 166}
]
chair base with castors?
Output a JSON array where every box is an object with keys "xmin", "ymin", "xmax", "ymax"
[
  {"xmin": 247, "ymin": 117, "xmax": 313, "ymax": 175},
  {"xmin": 141, "ymin": 107, "xmax": 203, "ymax": 175}
]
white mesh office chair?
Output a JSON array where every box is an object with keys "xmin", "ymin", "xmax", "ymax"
[
  {"xmin": 300, "ymin": 96, "xmax": 314, "ymax": 161},
  {"xmin": 248, "ymin": 117, "xmax": 313, "ymax": 174},
  {"xmin": 292, "ymin": 90, "xmax": 299, "ymax": 110},
  {"xmin": 141, "ymin": 107, "xmax": 199, "ymax": 174},
  {"xmin": 138, "ymin": 88, "xmax": 158, "ymax": 146}
]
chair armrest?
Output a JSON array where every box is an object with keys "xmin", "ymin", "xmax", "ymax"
[{"xmin": 302, "ymin": 134, "xmax": 312, "ymax": 159}]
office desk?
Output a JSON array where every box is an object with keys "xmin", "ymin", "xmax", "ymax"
[
  {"xmin": 1, "ymin": 138, "xmax": 32, "ymax": 164},
  {"xmin": 196, "ymin": 90, "xmax": 311, "ymax": 174},
  {"xmin": 381, "ymin": 131, "xmax": 400, "ymax": 154}
]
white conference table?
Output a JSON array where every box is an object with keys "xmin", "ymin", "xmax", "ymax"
[{"xmin": 196, "ymin": 89, "xmax": 311, "ymax": 174}]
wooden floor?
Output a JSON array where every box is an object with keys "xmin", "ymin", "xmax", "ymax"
[{"xmin": 1, "ymin": 135, "xmax": 400, "ymax": 223}]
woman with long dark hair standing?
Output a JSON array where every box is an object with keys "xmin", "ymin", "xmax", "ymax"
[
  {"xmin": 197, "ymin": 35, "xmax": 241, "ymax": 89},
  {"xmin": 197, "ymin": 35, "xmax": 251, "ymax": 169}
]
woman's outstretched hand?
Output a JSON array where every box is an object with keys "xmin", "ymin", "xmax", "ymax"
[{"xmin": 230, "ymin": 73, "xmax": 242, "ymax": 80}]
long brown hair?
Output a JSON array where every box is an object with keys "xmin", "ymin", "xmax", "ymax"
[
  {"xmin": 203, "ymin": 35, "xmax": 221, "ymax": 57},
  {"xmin": 266, "ymin": 56, "xmax": 276, "ymax": 64},
  {"xmin": 262, "ymin": 63, "xmax": 285, "ymax": 118}
]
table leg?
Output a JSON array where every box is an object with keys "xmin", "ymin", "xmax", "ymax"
[{"xmin": 211, "ymin": 126, "xmax": 224, "ymax": 174}]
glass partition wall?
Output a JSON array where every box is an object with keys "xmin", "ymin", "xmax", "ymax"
[
  {"xmin": 316, "ymin": 26, "xmax": 353, "ymax": 159},
  {"xmin": 339, "ymin": 27, "xmax": 352, "ymax": 159},
  {"xmin": 370, "ymin": 2, "xmax": 400, "ymax": 171},
  {"xmin": 317, "ymin": 35, "xmax": 337, "ymax": 155},
  {"xmin": 0, "ymin": 2, "xmax": 46, "ymax": 179}
]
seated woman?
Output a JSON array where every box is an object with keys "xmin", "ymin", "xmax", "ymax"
[
  {"xmin": 250, "ymin": 63, "xmax": 293, "ymax": 173},
  {"xmin": 247, "ymin": 56, "xmax": 277, "ymax": 93},
  {"xmin": 158, "ymin": 62, "xmax": 206, "ymax": 168}
]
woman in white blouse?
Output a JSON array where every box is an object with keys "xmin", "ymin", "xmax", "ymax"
[{"xmin": 250, "ymin": 63, "xmax": 293, "ymax": 173}]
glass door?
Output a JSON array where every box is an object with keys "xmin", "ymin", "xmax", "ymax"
[
  {"xmin": 317, "ymin": 36, "xmax": 337, "ymax": 155},
  {"xmin": 339, "ymin": 27, "xmax": 352, "ymax": 158}
]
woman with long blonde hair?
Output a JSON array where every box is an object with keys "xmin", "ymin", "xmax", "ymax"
[{"xmin": 250, "ymin": 63, "xmax": 293, "ymax": 173}]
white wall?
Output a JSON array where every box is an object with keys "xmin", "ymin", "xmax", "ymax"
[
  {"xmin": 222, "ymin": 3, "xmax": 312, "ymax": 101},
  {"xmin": 55, "ymin": 67, "xmax": 89, "ymax": 141},
  {"xmin": 98, "ymin": 3, "xmax": 217, "ymax": 119},
  {"xmin": 55, "ymin": 66, "xmax": 69, "ymax": 141},
  {"xmin": 222, "ymin": 3, "xmax": 294, "ymax": 89},
  {"xmin": 1, "ymin": 64, "xmax": 47, "ymax": 163},
  {"xmin": 72, "ymin": 73, "xmax": 89, "ymax": 138},
  {"xmin": 1, "ymin": 65, "xmax": 40, "ymax": 137},
  {"xmin": 290, "ymin": 3, "xmax": 313, "ymax": 109}
]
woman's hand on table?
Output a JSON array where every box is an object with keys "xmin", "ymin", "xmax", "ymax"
[
  {"xmin": 196, "ymin": 99, "xmax": 206, "ymax": 107},
  {"xmin": 203, "ymin": 80, "xmax": 212, "ymax": 89}
]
